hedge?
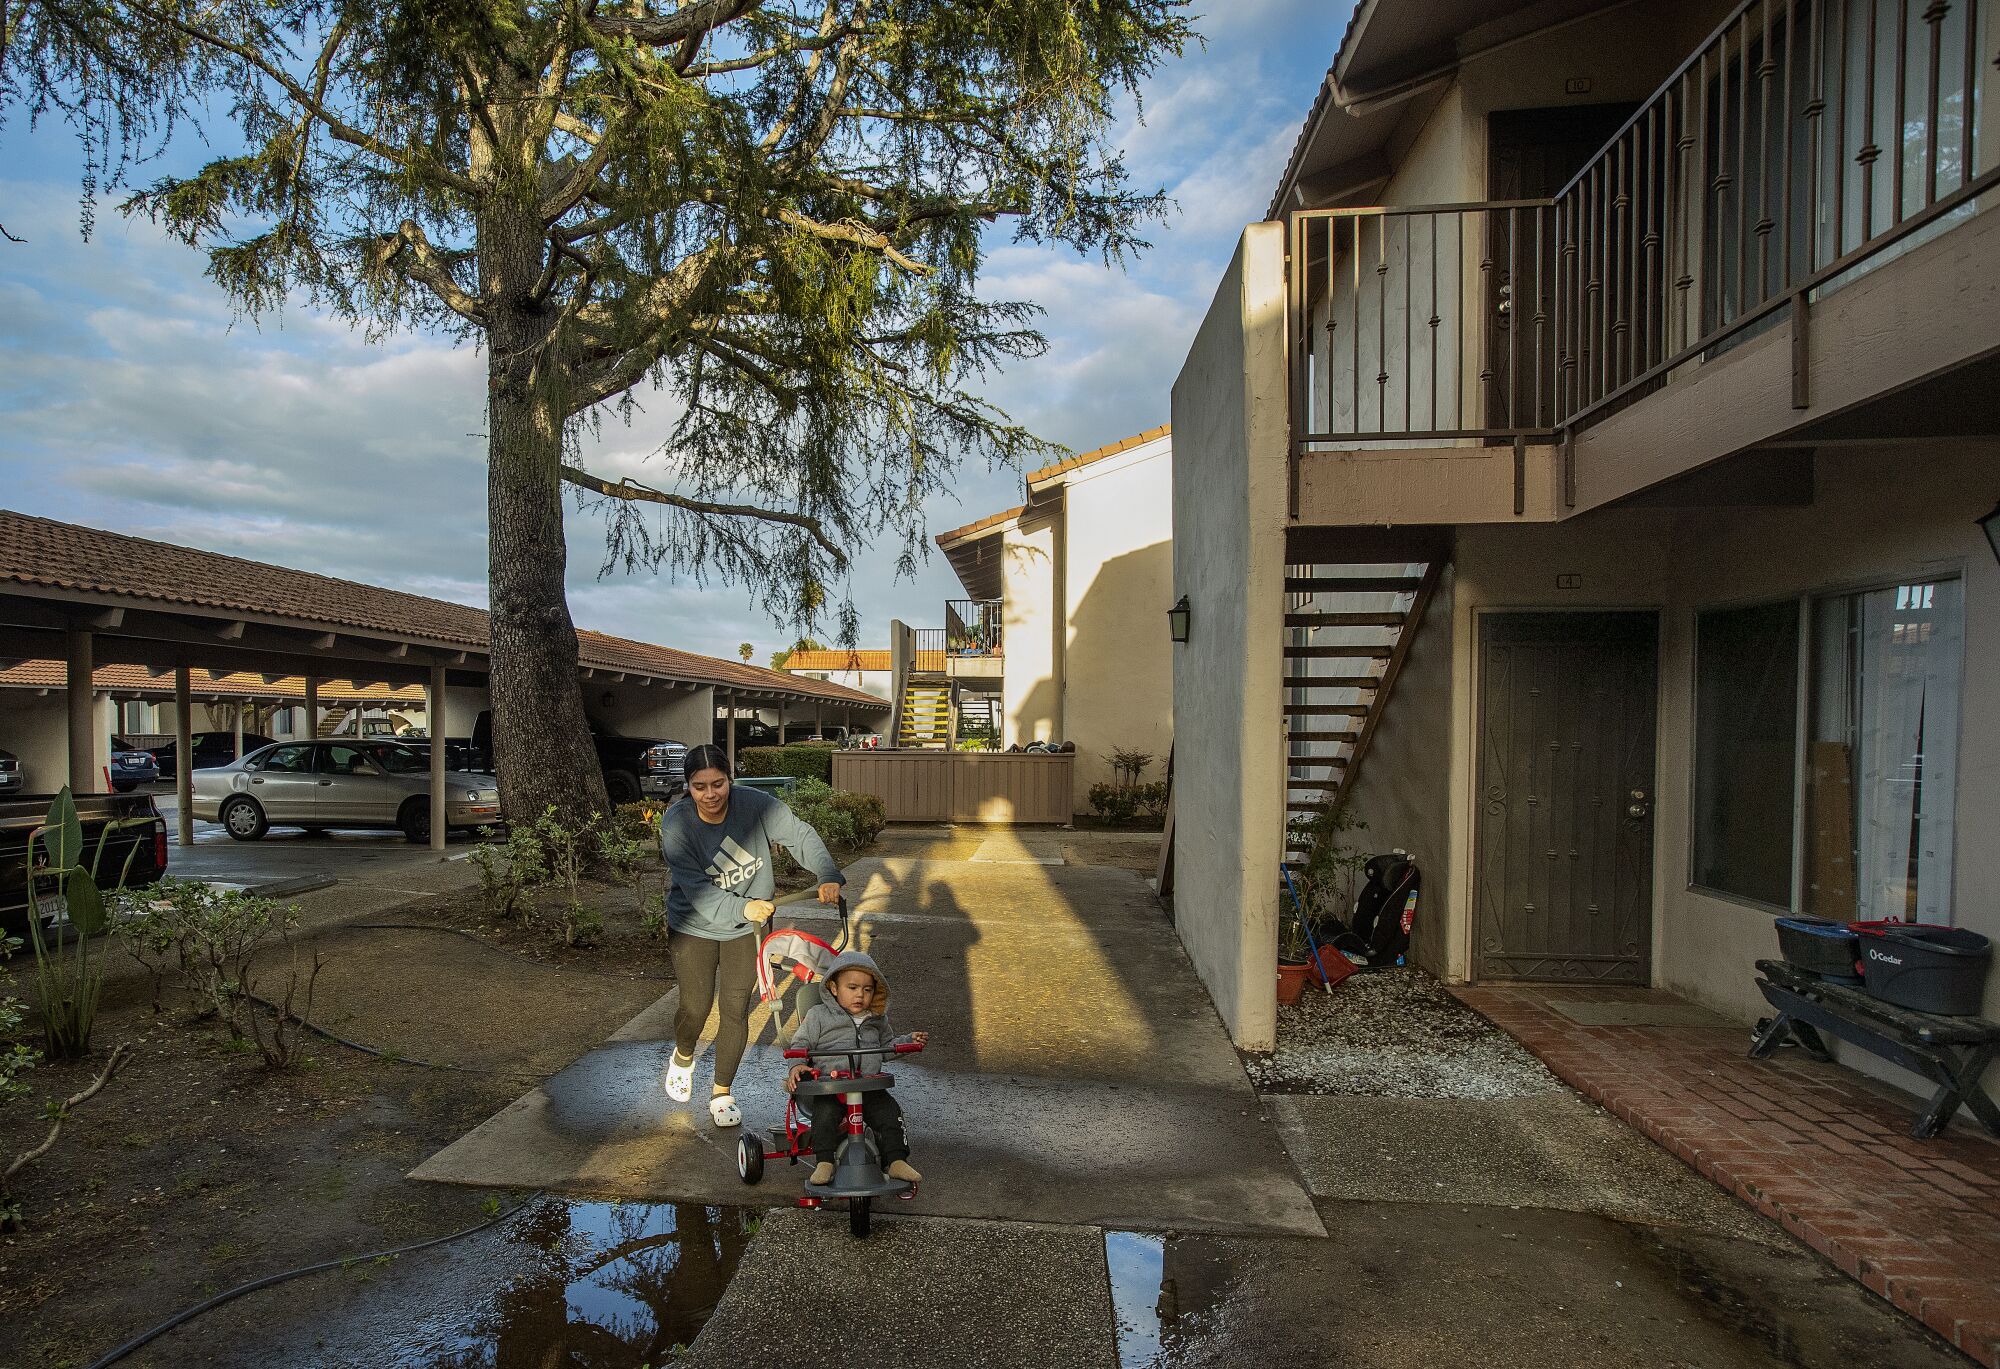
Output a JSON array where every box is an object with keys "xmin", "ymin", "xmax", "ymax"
[{"xmin": 736, "ymin": 742, "xmax": 835, "ymax": 783}]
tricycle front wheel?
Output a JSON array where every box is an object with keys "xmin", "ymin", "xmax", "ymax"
[
  {"xmin": 849, "ymin": 1196, "xmax": 871, "ymax": 1237},
  {"xmin": 737, "ymin": 1135, "xmax": 764, "ymax": 1184}
]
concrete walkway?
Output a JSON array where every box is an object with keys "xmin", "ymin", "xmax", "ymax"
[{"xmin": 413, "ymin": 844, "xmax": 1323, "ymax": 1237}]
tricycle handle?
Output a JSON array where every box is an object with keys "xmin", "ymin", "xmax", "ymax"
[{"xmin": 781, "ymin": 1041, "xmax": 925, "ymax": 1060}]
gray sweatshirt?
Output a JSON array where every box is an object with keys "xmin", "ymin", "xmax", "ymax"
[
  {"xmin": 789, "ymin": 950, "xmax": 906, "ymax": 1075},
  {"xmin": 658, "ymin": 786, "xmax": 844, "ymax": 941}
]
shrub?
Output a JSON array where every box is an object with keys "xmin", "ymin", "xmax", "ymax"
[
  {"xmin": 737, "ymin": 744, "xmax": 834, "ymax": 783},
  {"xmin": 1088, "ymin": 781, "xmax": 1169, "ymax": 826},
  {"xmin": 775, "ymin": 780, "xmax": 887, "ymax": 875},
  {"xmin": 612, "ymin": 800, "xmax": 666, "ymax": 845}
]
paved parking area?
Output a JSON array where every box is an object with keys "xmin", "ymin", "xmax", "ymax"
[{"xmin": 150, "ymin": 790, "xmax": 476, "ymax": 891}]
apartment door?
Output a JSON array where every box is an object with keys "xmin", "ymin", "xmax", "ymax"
[
  {"xmin": 1486, "ymin": 104, "xmax": 1636, "ymax": 429},
  {"xmin": 1474, "ymin": 611, "xmax": 1658, "ymax": 984}
]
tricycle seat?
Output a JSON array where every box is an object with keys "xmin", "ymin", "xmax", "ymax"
[{"xmin": 792, "ymin": 1073, "xmax": 895, "ymax": 1099}]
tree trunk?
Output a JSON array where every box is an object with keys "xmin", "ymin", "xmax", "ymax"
[{"xmin": 483, "ymin": 204, "xmax": 610, "ymax": 828}]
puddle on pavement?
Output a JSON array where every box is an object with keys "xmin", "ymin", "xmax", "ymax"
[
  {"xmin": 368, "ymin": 1198, "xmax": 754, "ymax": 1366},
  {"xmin": 1106, "ymin": 1229, "xmax": 1236, "ymax": 1368}
]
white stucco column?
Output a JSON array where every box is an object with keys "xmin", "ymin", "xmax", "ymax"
[
  {"xmin": 232, "ymin": 702, "xmax": 244, "ymax": 759},
  {"xmin": 428, "ymin": 661, "xmax": 447, "ymax": 852},
  {"xmin": 65, "ymin": 627, "xmax": 94, "ymax": 793},
  {"xmin": 174, "ymin": 666, "xmax": 194, "ymax": 847}
]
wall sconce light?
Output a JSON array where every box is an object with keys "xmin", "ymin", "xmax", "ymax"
[
  {"xmin": 1168, "ymin": 595, "xmax": 1192, "ymax": 644},
  {"xmin": 1981, "ymin": 500, "xmax": 2000, "ymax": 568}
]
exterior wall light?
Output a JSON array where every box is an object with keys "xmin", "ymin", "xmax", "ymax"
[
  {"xmin": 1982, "ymin": 500, "xmax": 2000, "ymax": 567},
  {"xmin": 1168, "ymin": 594, "xmax": 1192, "ymax": 644}
]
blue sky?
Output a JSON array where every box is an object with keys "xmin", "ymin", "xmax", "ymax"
[{"xmin": 0, "ymin": 3, "xmax": 1348, "ymax": 665}]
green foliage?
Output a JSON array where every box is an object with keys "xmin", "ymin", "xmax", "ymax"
[
  {"xmin": 100, "ymin": 0, "xmax": 1194, "ymax": 627},
  {"xmin": 1287, "ymin": 803, "xmax": 1369, "ymax": 930},
  {"xmin": 1087, "ymin": 780, "xmax": 1167, "ymax": 826},
  {"xmin": 471, "ymin": 807, "xmax": 650, "ymax": 946},
  {"xmin": 775, "ymin": 780, "xmax": 886, "ymax": 873},
  {"xmin": 23, "ymin": 790, "xmax": 152, "ymax": 1059},
  {"xmin": 738, "ymin": 744, "xmax": 834, "ymax": 784},
  {"xmin": 1109, "ymin": 747, "xmax": 1154, "ymax": 786},
  {"xmin": 109, "ymin": 882, "xmax": 311, "ymax": 1059},
  {"xmin": 0, "ymin": 935, "xmax": 37, "ymax": 1120}
]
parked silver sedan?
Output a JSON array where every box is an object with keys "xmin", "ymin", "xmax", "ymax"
[{"xmin": 191, "ymin": 739, "xmax": 501, "ymax": 843}]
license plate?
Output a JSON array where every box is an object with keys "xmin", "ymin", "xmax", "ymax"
[{"xmin": 34, "ymin": 893, "xmax": 68, "ymax": 929}]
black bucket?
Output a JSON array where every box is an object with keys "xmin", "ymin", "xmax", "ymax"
[
  {"xmin": 1857, "ymin": 924, "xmax": 1992, "ymax": 1016},
  {"xmin": 1774, "ymin": 916, "xmax": 1861, "ymax": 982}
]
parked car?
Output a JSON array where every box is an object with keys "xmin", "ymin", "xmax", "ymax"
[
  {"xmin": 781, "ymin": 723, "xmax": 849, "ymax": 744},
  {"xmin": 0, "ymin": 790, "xmax": 167, "ymax": 941},
  {"xmin": 153, "ymin": 731, "xmax": 278, "ymax": 780},
  {"xmin": 0, "ymin": 748, "xmax": 21, "ymax": 796},
  {"xmin": 470, "ymin": 711, "xmax": 685, "ymax": 805},
  {"xmin": 190, "ymin": 739, "xmax": 501, "ymax": 843},
  {"xmin": 109, "ymin": 736, "xmax": 159, "ymax": 792}
]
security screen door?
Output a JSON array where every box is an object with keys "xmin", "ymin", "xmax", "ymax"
[{"xmin": 1474, "ymin": 611, "xmax": 1658, "ymax": 983}]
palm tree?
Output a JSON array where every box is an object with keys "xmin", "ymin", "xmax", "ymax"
[{"xmin": 738, "ymin": 644, "xmax": 754, "ymax": 665}]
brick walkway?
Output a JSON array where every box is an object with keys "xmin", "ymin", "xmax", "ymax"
[{"xmin": 1456, "ymin": 984, "xmax": 2000, "ymax": 1367}]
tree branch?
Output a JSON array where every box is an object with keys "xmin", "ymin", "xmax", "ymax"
[
  {"xmin": 777, "ymin": 207, "xmax": 929, "ymax": 275},
  {"xmin": 592, "ymin": 0, "xmax": 763, "ymax": 48},
  {"xmin": 561, "ymin": 467, "xmax": 845, "ymax": 561},
  {"xmin": 376, "ymin": 220, "xmax": 487, "ymax": 323},
  {"xmin": 3, "ymin": 1043, "xmax": 133, "ymax": 1194}
]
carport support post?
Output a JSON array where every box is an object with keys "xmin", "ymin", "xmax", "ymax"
[
  {"xmin": 726, "ymin": 691, "xmax": 737, "ymax": 767},
  {"xmin": 65, "ymin": 626, "xmax": 94, "ymax": 792},
  {"xmin": 428, "ymin": 661, "xmax": 447, "ymax": 852},
  {"xmin": 174, "ymin": 666, "xmax": 193, "ymax": 847},
  {"xmin": 232, "ymin": 703, "xmax": 243, "ymax": 760},
  {"xmin": 304, "ymin": 676, "xmax": 319, "ymax": 740}
]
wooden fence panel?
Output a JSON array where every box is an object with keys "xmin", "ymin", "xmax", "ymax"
[{"xmin": 831, "ymin": 751, "xmax": 1073, "ymax": 824}]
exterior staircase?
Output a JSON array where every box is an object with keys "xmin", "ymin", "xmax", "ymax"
[
  {"xmin": 1282, "ymin": 559, "xmax": 1444, "ymax": 866},
  {"xmin": 897, "ymin": 683, "xmax": 953, "ymax": 748},
  {"xmin": 315, "ymin": 705, "xmax": 351, "ymax": 738}
]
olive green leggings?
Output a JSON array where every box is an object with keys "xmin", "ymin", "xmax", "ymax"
[{"xmin": 669, "ymin": 930, "xmax": 758, "ymax": 1091}]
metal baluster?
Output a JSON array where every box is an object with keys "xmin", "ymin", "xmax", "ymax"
[
  {"xmin": 1558, "ymin": 196, "xmax": 1574, "ymax": 423},
  {"xmin": 1534, "ymin": 205, "xmax": 1547, "ymax": 427},
  {"xmin": 1923, "ymin": 0, "xmax": 1948, "ymax": 205},
  {"xmin": 1324, "ymin": 218, "xmax": 1338, "ymax": 433},
  {"xmin": 1758, "ymin": 0, "xmax": 1776, "ymax": 299},
  {"xmin": 1507, "ymin": 204, "xmax": 1520, "ymax": 429},
  {"xmin": 1833, "ymin": 0, "xmax": 1850, "ymax": 256},
  {"xmin": 1737, "ymin": 14, "xmax": 1752, "ymax": 320},
  {"xmin": 1352, "ymin": 216, "xmax": 1362, "ymax": 429},
  {"xmin": 1429, "ymin": 213, "xmax": 1441, "ymax": 431},
  {"xmin": 1457, "ymin": 211, "xmax": 1468, "ymax": 430},
  {"xmin": 1806, "ymin": 0, "xmax": 1827, "ymax": 274},
  {"xmin": 1893, "ymin": 0, "xmax": 1910, "ymax": 221},
  {"xmin": 1613, "ymin": 138, "xmax": 1629, "ymax": 389},
  {"xmin": 1674, "ymin": 73, "xmax": 1695, "ymax": 354},
  {"xmin": 1780, "ymin": 0, "xmax": 1798, "ymax": 289},
  {"xmin": 1595, "ymin": 163, "xmax": 1609, "ymax": 402},
  {"xmin": 1404, "ymin": 214, "xmax": 1414, "ymax": 433},
  {"xmin": 1376, "ymin": 214, "xmax": 1389, "ymax": 430},
  {"xmin": 1861, "ymin": 0, "xmax": 1879, "ymax": 241},
  {"xmin": 1643, "ymin": 107, "xmax": 1659, "ymax": 371},
  {"xmin": 1962, "ymin": 0, "xmax": 1978, "ymax": 185}
]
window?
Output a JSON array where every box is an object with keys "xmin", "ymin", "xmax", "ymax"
[
  {"xmin": 319, "ymin": 744, "xmax": 379, "ymax": 776},
  {"xmin": 258, "ymin": 744, "xmax": 313, "ymax": 774},
  {"xmin": 1692, "ymin": 601, "xmax": 1800, "ymax": 907},
  {"xmin": 1806, "ymin": 579, "xmax": 1962, "ymax": 922}
]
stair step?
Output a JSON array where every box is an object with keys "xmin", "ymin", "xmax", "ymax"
[
  {"xmin": 1285, "ymin": 645, "xmax": 1395, "ymax": 661},
  {"xmin": 1282, "ymin": 676, "xmax": 1381, "ymax": 690},
  {"xmin": 1285, "ymin": 704, "xmax": 1370, "ymax": 717},
  {"xmin": 1288, "ymin": 759, "xmax": 1350, "ymax": 773},
  {"xmin": 1288, "ymin": 731, "xmax": 1360, "ymax": 743},
  {"xmin": 1284, "ymin": 612, "xmax": 1408, "ymax": 629},
  {"xmin": 1285, "ymin": 576, "xmax": 1424, "ymax": 594}
]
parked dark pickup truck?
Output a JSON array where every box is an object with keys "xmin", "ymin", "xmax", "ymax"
[{"xmin": 0, "ymin": 792, "xmax": 169, "ymax": 942}]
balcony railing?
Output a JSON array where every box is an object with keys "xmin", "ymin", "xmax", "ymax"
[
  {"xmin": 946, "ymin": 599, "xmax": 1004, "ymax": 657},
  {"xmin": 1288, "ymin": 0, "xmax": 1996, "ymax": 458},
  {"xmin": 912, "ymin": 627, "xmax": 947, "ymax": 674}
]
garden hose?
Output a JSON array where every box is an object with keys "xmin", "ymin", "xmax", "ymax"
[
  {"xmin": 238, "ymin": 990, "xmax": 543, "ymax": 1079},
  {"xmin": 345, "ymin": 921, "xmax": 672, "ymax": 980},
  {"xmin": 80, "ymin": 1189, "xmax": 546, "ymax": 1369}
]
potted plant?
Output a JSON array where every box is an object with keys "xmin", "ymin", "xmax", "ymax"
[{"xmin": 1277, "ymin": 916, "xmax": 1313, "ymax": 1006}]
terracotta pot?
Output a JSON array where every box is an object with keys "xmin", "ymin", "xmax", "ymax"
[{"xmin": 1277, "ymin": 960, "xmax": 1312, "ymax": 1006}]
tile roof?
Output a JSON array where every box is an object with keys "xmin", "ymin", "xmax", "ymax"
[
  {"xmin": 934, "ymin": 505, "xmax": 1025, "ymax": 549},
  {"xmin": 781, "ymin": 649, "xmax": 892, "ymax": 673},
  {"xmin": 1024, "ymin": 423, "xmax": 1170, "ymax": 487},
  {"xmin": 0, "ymin": 662, "xmax": 426, "ymax": 701},
  {"xmin": 0, "ymin": 509, "xmax": 884, "ymax": 710}
]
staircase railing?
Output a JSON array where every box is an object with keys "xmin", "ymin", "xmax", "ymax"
[{"xmin": 911, "ymin": 628, "xmax": 947, "ymax": 673}]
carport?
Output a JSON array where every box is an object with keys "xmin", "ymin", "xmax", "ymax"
[{"xmin": 0, "ymin": 510, "xmax": 888, "ymax": 850}]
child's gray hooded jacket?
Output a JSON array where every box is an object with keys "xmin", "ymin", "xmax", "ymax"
[{"xmin": 789, "ymin": 950, "xmax": 904, "ymax": 1075}]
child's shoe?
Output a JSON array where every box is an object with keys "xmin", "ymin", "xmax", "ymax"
[
  {"xmin": 886, "ymin": 1160, "xmax": 921, "ymax": 1183},
  {"xmin": 809, "ymin": 1162, "xmax": 835, "ymax": 1185}
]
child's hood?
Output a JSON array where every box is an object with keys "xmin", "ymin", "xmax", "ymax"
[{"xmin": 817, "ymin": 950, "xmax": 889, "ymax": 1017}]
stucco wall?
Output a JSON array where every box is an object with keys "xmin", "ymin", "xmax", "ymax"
[
  {"xmin": 1002, "ymin": 507, "xmax": 1063, "ymax": 747},
  {"xmin": 1417, "ymin": 441, "xmax": 1998, "ymax": 1103},
  {"xmin": 1062, "ymin": 438, "xmax": 1175, "ymax": 805},
  {"xmin": 1171, "ymin": 223, "xmax": 1289, "ymax": 1050},
  {"xmin": 591, "ymin": 683, "xmax": 717, "ymax": 748}
]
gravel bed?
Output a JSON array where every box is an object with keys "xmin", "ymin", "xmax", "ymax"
[{"xmin": 1247, "ymin": 968, "xmax": 1562, "ymax": 1099}]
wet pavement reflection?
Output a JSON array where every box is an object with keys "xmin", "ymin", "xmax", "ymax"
[
  {"xmin": 1106, "ymin": 1230, "xmax": 1232, "ymax": 1369},
  {"xmin": 281, "ymin": 1198, "xmax": 754, "ymax": 1368}
]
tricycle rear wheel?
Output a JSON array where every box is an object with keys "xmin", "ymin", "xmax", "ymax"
[
  {"xmin": 849, "ymin": 1197, "xmax": 871, "ymax": 1237},
  {"xmin": 737, "ymin": 1135, "xmax": 764, "ymax": 1185}
]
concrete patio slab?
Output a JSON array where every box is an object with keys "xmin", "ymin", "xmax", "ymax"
[{"xmin": 413, "ymin": 853, "xmax": 1322, "ymax": 1237}]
